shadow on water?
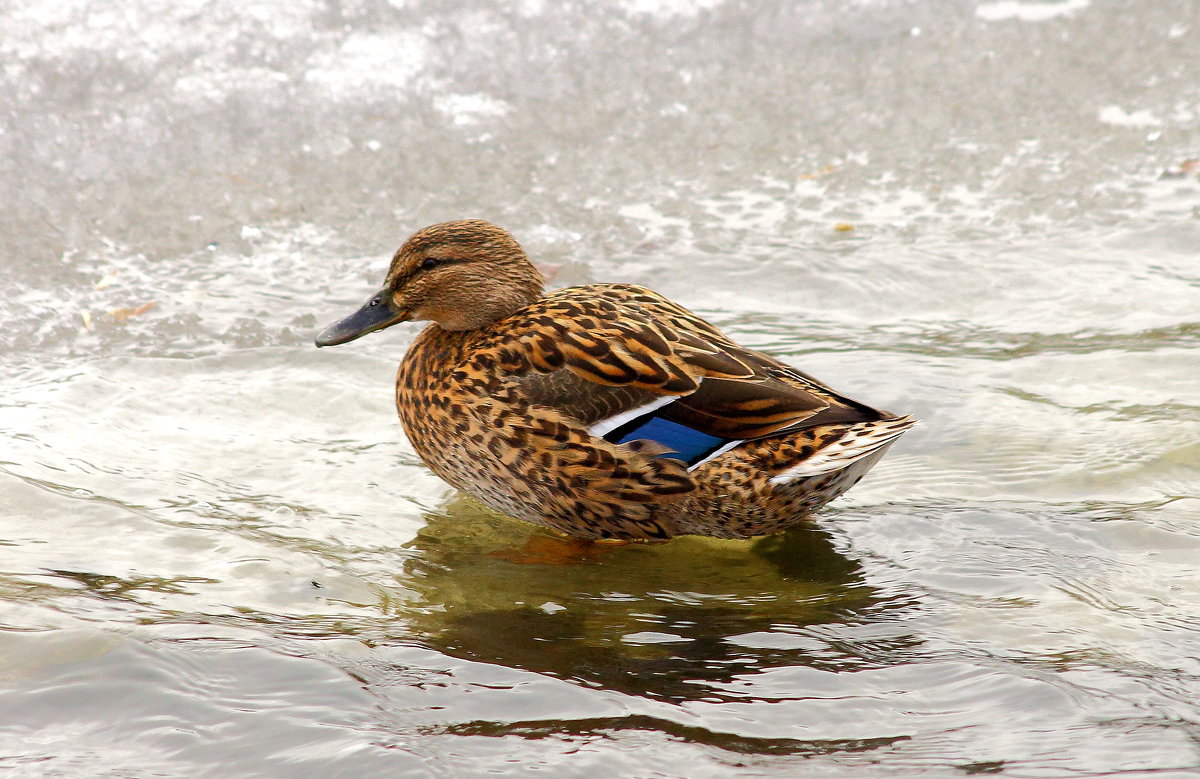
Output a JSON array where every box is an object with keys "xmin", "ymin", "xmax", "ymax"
[
  {"xmin": 439, "ymin": 715, "xmax": 908, "ymax": 759},
  {"xmin": 396, "ymin": 497, "xmax": 921, "ymax": 704}
]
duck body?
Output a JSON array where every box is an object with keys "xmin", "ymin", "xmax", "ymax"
[{"xmin": 318, "ymin": 220, "xmax": 914, "ymax": 540}]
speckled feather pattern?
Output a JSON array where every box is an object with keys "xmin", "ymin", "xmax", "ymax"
[{"xmin": 395, "ymin": 282, "xmax": 915, "ymax": 539}]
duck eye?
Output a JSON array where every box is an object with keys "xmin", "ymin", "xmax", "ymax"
[
  {"xmin": 369, "ymin": 296, "xmax": 382, "ymax": 307},
  {"xmin": 420, "ymin": 257, "xmax": 439, "ymax": 270}
]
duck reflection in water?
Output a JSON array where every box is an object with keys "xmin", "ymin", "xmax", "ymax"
[{"xmin": 397, "ymin": 497, "xmax": 919, "ymax": 705}]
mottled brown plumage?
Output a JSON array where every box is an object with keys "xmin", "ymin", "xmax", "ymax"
[{"xmin": 316, "ymin": 219, "xmax": 915, "ymax": 539}]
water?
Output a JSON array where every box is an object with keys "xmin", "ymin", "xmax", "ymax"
[{"xmin": 2, "ymin": 0, "xmax": 1199, "ymax": 775}]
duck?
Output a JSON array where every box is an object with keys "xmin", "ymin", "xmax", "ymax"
[{"xmin": 315, "ymin": 219, "xmax": 915, "ymax": 540}]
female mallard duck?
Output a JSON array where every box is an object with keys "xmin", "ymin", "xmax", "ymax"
[{"xmin": 316, "ymin": 220, "xmax": 914, "ymax": 540}]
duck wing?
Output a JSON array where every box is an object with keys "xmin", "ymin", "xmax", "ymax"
[{"xmin": 504, "ymin": 284, "xmax": 884, "ymax": 445}]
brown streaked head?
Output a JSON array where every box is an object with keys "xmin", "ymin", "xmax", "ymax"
[{"xmin": 315, "ymin": 220, "xmax": 546, "ymax": 346}]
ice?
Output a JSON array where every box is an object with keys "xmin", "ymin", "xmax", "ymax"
[{"xmin": 976, "ymin": 0, "xmax": 1090, "ymax": 22}]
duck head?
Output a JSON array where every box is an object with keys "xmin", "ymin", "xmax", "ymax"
[{"xmin": 315, "ymin": 219, "xmax": 545, "ymax": 346}]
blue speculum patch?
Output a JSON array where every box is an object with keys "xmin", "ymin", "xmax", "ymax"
[{"xmin": 605, "ymin": 415, "xmax": 730, "ymax": 466}]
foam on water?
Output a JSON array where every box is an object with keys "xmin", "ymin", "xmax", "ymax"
[{"xmin": 976, "ymin": 0, "xmax": 1091, "ymax": 22}]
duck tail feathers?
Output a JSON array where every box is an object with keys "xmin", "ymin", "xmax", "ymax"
[{"xmin": 768, "ymin": 415, "xmax": 917, "ymax": 484}]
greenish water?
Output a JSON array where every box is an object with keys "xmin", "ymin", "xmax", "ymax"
[{"xmin": 2, "ymin": 0, "xmax": 1199, "ymax": 775}]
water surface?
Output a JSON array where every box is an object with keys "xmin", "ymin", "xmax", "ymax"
[{"xmin": 2, "ymin": 0, "xmax": 1199, "ymax": 775}]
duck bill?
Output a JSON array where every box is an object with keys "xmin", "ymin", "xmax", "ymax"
[{"xmin": 315, "ymin": 291, "xmax": 408, "ymax": 347}]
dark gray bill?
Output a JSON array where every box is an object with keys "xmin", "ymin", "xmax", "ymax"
[{"xmin": 315, "ymin": 290, "xmax": 405, "ymax": 347}]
